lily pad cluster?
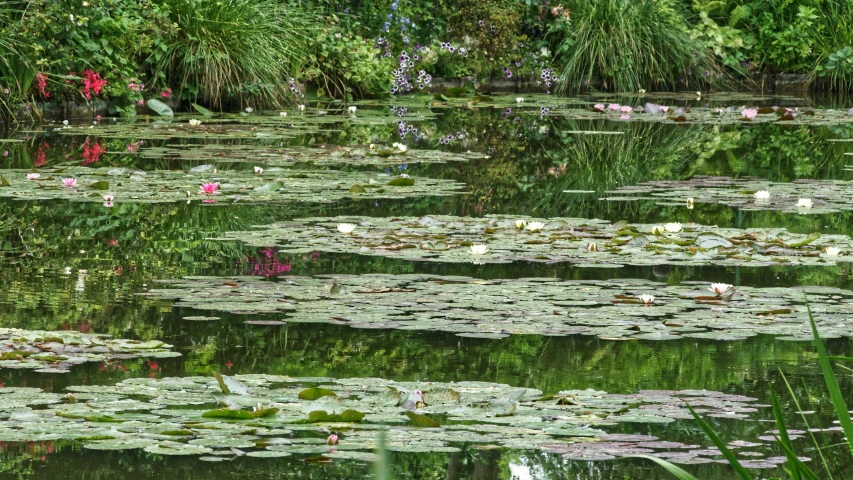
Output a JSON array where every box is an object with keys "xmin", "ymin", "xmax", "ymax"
[
  {"xmin": 0, "ymin": 373, "xmax": 781, "ymax": 465},
  {"xmin": 142, "ymin": 275, "xmax": 853, "ymax": 341},
  {"xmin": 603, "ymin": 176, "xmax": 853, "ymax": 214},
  {"xmin": 138, "ymin": 144, "xmax": 486, "ymax": 167},
  {"xmin": 0, "ymin": 167, "xmax": 463, "ymax": 204},
  {"xmin": 0, "ymin": 328, "xmax": 178, "ymax": 373},
  {"xmin": 561, "ymin": 104, "xmax": 853, "ymax": 126},
  {"xmin": 216, "ymin": 215, "xmax": 849, "ymax": 267}
]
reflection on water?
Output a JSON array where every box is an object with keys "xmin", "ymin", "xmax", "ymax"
[{"xmin": 2, "ymin": 97, "xmax": 853, "ymax": 478}]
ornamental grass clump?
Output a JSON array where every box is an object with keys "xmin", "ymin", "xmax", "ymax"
[
  {"xmin": 554, "ymin": 0, "xmax": 720, "ymax": 93},
  {"xmin": 148, "ymin": 0, "xmax": 313, "ymax": 107}
]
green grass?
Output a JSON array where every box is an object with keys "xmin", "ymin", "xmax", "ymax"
[
  {"xmin": 553, "ymin": 0, "xmax": 720, "ymax": 93},
  {"xmin": 147, "ymin": 0, "xmax": 315, "ymax": 108}
]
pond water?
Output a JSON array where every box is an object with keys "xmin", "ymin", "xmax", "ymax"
[{"xmin": 1, "ymin": 93, "xmax": 853, "ymax": 478}]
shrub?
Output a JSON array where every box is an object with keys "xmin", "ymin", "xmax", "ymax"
[
  {"xmin": 2, "ymin": 0, "xmax": 172, "ymax": 105},
  {"xmin": 554, "ymin": 0, "xmax": 721, "ymax": 92},
  {"xmin": 146, "ymin": 0, "xmax": 314, "ymax": 107}
]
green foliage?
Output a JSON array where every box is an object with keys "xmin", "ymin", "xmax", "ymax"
[
  {"xmin": 554, "ymin": 0, "xmax": 721, "ymax": 92},
  {"xmin": 301, "ymin": 17, "xmax": 391, "ymax": 99},
  {"xmin": 2, "ymin": 0, "xmax": 171, "ymax": 108},
  {"xmin": 146, "ymin": 0, "xmax": 312, "ymax": 107}
]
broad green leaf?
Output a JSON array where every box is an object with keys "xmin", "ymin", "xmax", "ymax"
[
  {"xmin": 146, "ymin": 99, "xmax": 174, "ymax": 117},
  {"xmin": 404, "ymin": 411, "xmax": 440, "ymax": 427},
  {"xmin": 298, "ymin": 388, "xmax": 338, "ymax": 401}
]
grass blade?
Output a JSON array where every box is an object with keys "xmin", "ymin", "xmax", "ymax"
[
  {"xmin": 770, "ymin": 388, "xmax": 803, "ymax": 480},
  {"xmin": 779, "ymin": 372, "xmax": 836, "ymax": 480},
  {"xmin": 805, "ymin": 297, "xmax": 853, "ymax": 456},
  {"xmin": 773, "ymin": 433, "xmax": 821, "ymax": 480},
  {"xmin": 623, "ymin": 455, "xmax": 699, "ymax": 479},
  {"xmin": 686, "ymin": 403, "xmax": 754, "ymax": 480}
]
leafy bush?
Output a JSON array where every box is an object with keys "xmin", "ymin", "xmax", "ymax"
[
  {"xmin": 301, "ymin": 17, "xmax": 391, "ymax": 100},
  {"xmin": 553, "ymin": 0, "xmax": 721, "ymax": 92},
  {"xmin": 146, "ymin": 0, "xmax": 313, "ymax": 107},
  {"xmin": 2, "ymin": 0, "xmax": 172, "ymax": 109}
]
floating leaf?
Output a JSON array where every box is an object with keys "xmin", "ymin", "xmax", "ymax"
[
  {"xmin": 387, "ymin": 178, "xmax": 415, "ymax": 187},
  {"xmin": 298, "ymin": 388, "xmax": 338, "ymax": 401},
  {"xmin": 192, "ymin": 103, "xmax": 214, "ymax": 117},
  {"xmin": 88, "ymin": 181, "xmax": 109, "ymax": 190},
  {"xmin": 146, "ymin": 99, "xmax": 174, "ymax": 117},
  {"xmin": 201, "ymin": 409, "xmax": 255, "ymax": 420},
  {"xmin": 404, "ymin": 411, "xmax": 440, "ymax": 427}
]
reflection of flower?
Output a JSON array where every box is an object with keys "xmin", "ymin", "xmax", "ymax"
[
  {"xmin": 796, "ymin": 198, "xmax": 813, "ymax": 209},
  {"xmin": 741, "ymin": 109, "xmax": 757, "ymax": 120},
  {"xmin": 298, "ymin": 104, "xmax": 305, "ymax": 112},
  {"xmin": 188, "ymin": 119, "xmax": 202, "ymax": 127},
  {"xmin": 587, "ymin": 242, "xmax": 597, "ymax": 252},
  {"xmin": 337, "ymin": 223, "xmax": 356, "ymax": 234},
  {"xmin": 254, "ymin": 166, "xmax": 264, "ymax": 174},
  {"xmin": 279, "ymin": 112, "xmax": 287, "ymax": 117},
  {"xmin": 516, "ymin": 98, "xmax": 524, "ymax": 103},
  {"xmin": 709, "ymin": 283, "xmax": 732, "ymax": 295},
  {"xmin": 103, "ymin": 194, "xmax": 114, "ymax": 202},
  {"xmin": 825, "ymin": 247, "xmax": 841, "ymax": 256},
  {"xmin": 638, "ymin": 294, "xmax": 655, "ymax": 305},
  {"xmin": 525, "ymin": 221, "xmax": 545, "ymax": 232},
  {"xmin": 348, "ymin": 106, "xmax": 357, "ymax": 115},
  {"xmin": 470, "ymin": 244, "xmax": 489, "ymax": 255},
  {"xmin": 686, "ymin": 198, "xmax": 694, "ymax": 209},
  {"xmin": 664, "ymin": 222, "xmax": 682, "ymax": 233}
]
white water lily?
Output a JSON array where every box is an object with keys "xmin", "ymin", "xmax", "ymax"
[
  {"xmin": 708, "ymin": 283, "xmax": 733, "ymax": 296},
  {"xmin": 369, "ymin": 144, "xmax": 376, "ymax": 150},
  {"xmin": 651, "ymin": 225, "xmax": 665, "ymax": 235},
  {"xmin": 515, "ymin": 220, "xmax": 527, "ymax": 230},
  {"xmin": 244, "ymin": 107, "xmax": 253, "ymax": 113},
  {"xmin": 470, "ymin": 244, "xmax": 489, "ymax": 255},
  {"xmin": 348, "ymin": 106, "xmax": 357, "ymax": 114},
  {"xmin": 825, "ymin": 247, "xmax": 841, "ymax": 256},
  {"xmin": 279, "ymin": 111, "xmax": 287, "ymax": 117},
  {"xmin": 587, "ymin": 242, "xmax": 597, "ymax": 252},
  {"xmin": 664, "ymin": 222, "xmax": 682, "ymax": 233},
  {"xmin": 686, "ymin": 198, "xmax": 694, "ymax": 209},
  {"xmin": 188, "ymin": 119, "xmax": 202, "ymax": 127},
  {"xmin": 298, "ymin": 104, "xmax": 305, "ymax": 112},
  {"xmin": 754, "ymin": 190, "xmax": 770, "ymax": 199},
  {"xmin": 525, "ymin": 221, "xmax": 545, "ymax": 232},
  {"xmin": 392, "ymin": 142, "xmax": 408, "ymax": 153},
  {"xmin": 639, "ymin": 88, "xmax": 646, "ymax": 94},
  {"xmin": 62, "ymin": 120, "xmax": 69, "ymax": 125},
  {"xmin": 516, "ymin": 97, "xmax": 524, "ymax": 103},
  {"xmin": 337, "ymin": 223, "xmax": 356, "ymax": 234},
  {"xmin": 797, "ymin": 198, "xmax": 813, "ymax": 209},
  {"xmin": 638, "ymin": 294, "xmax": 655, "ymax": 305},
  {"xmin": 253, "ymin": 166, "xmax": 264, "ymax": 174}
]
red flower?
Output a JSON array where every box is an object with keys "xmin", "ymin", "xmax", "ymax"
[
  {"xmin": 35, "ymin": 73, "xmax": 50, "ymax": 98},
  {"xmin": 225, "ymin": 361, "xmax": 233, "ymax": 369}
]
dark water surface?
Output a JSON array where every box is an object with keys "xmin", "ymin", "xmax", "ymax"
[{"xmin": 1, "ymin": 94, "xmax": 853, "ymax": 478}]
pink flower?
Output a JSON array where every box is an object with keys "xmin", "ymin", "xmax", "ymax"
[
  {"xmin": 200, "ymin": 182, "xmax": 220, "ymax": 194},
  {"xmin": 620, "ymin": 114, "xmax": 631, "ymax": 120},
  {"xmin": 62, "ymin": 177, "xmax": 77, "ymax": 187},
  {"xmin": 593, "ymin": 103, "xmax": 605, "ymax": 110},
  {"xmin": 741, "ymin": 109, "xmax": 757, "ymax": 120},
  {"xmin": 137, "ymin": 99, "xmax": 144, "ymax": 105},
  {"xmin": 327, "ymin": 434, "xmax": 338, "ymax": 445},
  {"xmin": 660, "ymin": 106, "xmax": 669, "ymax": 113},
  {"xmin": 620, "ymin": 105, "xmax": 632, "ymax": 113},
  {"xmin": 607, "ymin": 103, "xmax": 621, "ymax": 111}
]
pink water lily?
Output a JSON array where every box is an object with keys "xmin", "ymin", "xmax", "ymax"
[
  {"xmin": 327, "ymin": 434, "xmax": 338, "ymax": 445},
  {"xmin": 593, "ymin": 103, "xmax": 605, "ymax": 110},
  {"xmin": 620, "ymin": 105, "xmax": 633, "ymax": 113},
  {"xmin": 62, "ymin": 177, "xmax": 77, "ymax": 187},
  {"xmin": 607, "ymin": 103, "xmax": 621, "ymax": 111},
  {"xmin": 200, "ymin": 182, "xmax": 220, "ymax": 195},
  {"xmin": 742, "ymin": 109, "xmax": 757, "ymax": 120}
]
